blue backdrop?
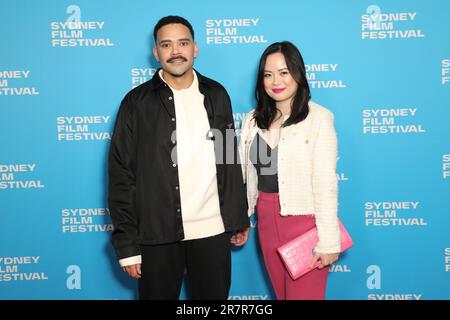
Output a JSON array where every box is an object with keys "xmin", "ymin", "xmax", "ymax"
[{"xmin": 1, "ymin": 0, "xmax": 449, "ymax": 300}]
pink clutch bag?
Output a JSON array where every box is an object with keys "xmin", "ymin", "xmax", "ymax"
[{"xmin": 277, "ymin": 219, "xmax": 353, "ymax": 280}]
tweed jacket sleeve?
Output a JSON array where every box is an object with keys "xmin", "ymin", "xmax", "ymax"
[{"xmin": 311, "ymin": 109, "xmax": 341, "ymax": 254}]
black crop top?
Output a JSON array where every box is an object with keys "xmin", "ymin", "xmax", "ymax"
[{"xmin": 249, "ymin": 132, "xmax": 279, "ymax": 193}]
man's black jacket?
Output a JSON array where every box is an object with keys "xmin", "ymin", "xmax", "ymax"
[{"xmin": 108, "ymin": 69, "xmax": 249, "ymax": 260}]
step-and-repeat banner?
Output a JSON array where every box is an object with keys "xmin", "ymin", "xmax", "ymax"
[{"xmin": 1, "ymin": 0, "xmax": 449, "ymax": 300}]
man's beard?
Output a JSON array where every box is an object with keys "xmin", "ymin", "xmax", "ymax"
[{"xmin": 165, "ymin": 69, "xmax": 189, "ymax": 78}]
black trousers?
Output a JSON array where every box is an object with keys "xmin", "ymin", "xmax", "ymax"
[{"xmin": 138, "ymin": 232, "xmax": 231, "ymax": 300}]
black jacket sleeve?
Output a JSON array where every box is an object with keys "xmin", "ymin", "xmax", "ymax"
[
  {"xmin": 108, "ymin": 94, "xmax": 141, "ymax": 260},
  {"xmin": 220, "ymin": 89, "xmax": 250, "ymax": 230}
]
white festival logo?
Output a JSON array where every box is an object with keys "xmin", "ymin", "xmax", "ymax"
[
  {"xmin": 50, "ymin": 5, "xmax": 114, "ymax": 47},
  {"xmin": 361, "ymin": 5, "xmax": 425, "ymax": 40},
  {"xmin": 66, "ymin": 5, "xmax": 81, "ymax": 28}
]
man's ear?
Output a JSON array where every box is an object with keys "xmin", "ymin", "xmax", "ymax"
[
  {"xmin": 153, "ymin": 47, "xmax": 159, "ymax": 62},
  {"xmin": 193, "ymin": 42, "xmax": 199, "ymax": 59}
]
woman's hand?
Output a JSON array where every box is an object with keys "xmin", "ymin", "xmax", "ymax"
[{"xmin": 310, "ymin": 252, "xmax": 339, "ymax": 269}]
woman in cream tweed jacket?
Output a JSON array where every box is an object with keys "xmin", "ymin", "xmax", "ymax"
[
  {"xmin": 239, "ymin": 101, "xmax": 341, "ymax": 253},
  {"xmin": 237, "ymin": 41, "xmax": 341, "ymax": 300}
]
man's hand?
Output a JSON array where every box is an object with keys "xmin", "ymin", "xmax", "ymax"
[
  {"xmin": 230, "ymin": 227, "xmax": 250, "ymax": 246},
  {"xmin": 122, "ymin": 263, "xmax": 142, "ymax": 279}
]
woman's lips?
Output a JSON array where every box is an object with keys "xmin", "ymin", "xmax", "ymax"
[{"xmin": 272, "ymin": 88, "xmax": 285, "ymax": 93}]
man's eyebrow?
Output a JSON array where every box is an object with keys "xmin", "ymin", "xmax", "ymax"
[{"xmin": 159, "ymin": 38, "xmax": 192, "ymax": 44}]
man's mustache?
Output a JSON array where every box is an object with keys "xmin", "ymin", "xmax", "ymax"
[{"xmin": 167, "ymin": 56, "xmax": 188, "ymax": 63}]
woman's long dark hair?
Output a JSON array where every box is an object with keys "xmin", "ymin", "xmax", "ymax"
[{"xmin": 254, "ymin": 41, "xmax": 310, "ymax": 129}]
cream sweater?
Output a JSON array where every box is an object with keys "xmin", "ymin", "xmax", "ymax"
[
  {"xmin": 239, "ymin": 101, "xmax": 341, "ymax": 253},
  {"xmin": 170, "ymin": 71, "xmax": 225, "ymax": 240}
]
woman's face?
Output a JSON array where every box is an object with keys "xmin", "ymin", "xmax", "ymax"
[{"xmin": 263, "ymin": 52, "xmax": 298, "ymax": 106}]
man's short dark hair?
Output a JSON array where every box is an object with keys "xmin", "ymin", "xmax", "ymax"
[{"xmin": 153, "ymin": 16, "xmax": 195, "ymax": 42}]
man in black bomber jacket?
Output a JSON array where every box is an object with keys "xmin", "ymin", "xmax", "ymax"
[{"xmin": 108, "ymin": 15, "xmax": 249, "ymax": 300}]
